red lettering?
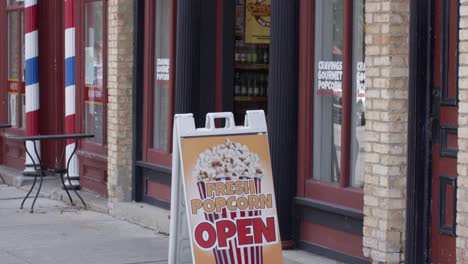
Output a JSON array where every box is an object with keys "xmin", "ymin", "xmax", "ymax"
[
  {"xmin": 253, "ymin": 217, "xmax": 276, "ymax": 244},
  {"xmin": 194, "ymin": 217, "xmax": 277, "ymax": 250},
  {"xmin": 194, "ymin": 222, "xmax": 216, "ymax": 249},
  {"xmin": 237, "ymin": 218, "xmax": 254, "ymax": 246},
  {"xmin": 216, "ymin": 220, "xmax": 237, "ymax": 248}
]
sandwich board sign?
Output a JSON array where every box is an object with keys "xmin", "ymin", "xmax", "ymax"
[{"xmin": 168, "ymin": 111, "xmax": 283, "ymax": 264}]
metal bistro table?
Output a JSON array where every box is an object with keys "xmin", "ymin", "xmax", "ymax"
[
  {"xmin": 0, "ymin": 124, "xmax": 12, "ymax": 184},
  {"xmin": 7, "ymin": 133, "xmax": 94, "ymax": 213}
]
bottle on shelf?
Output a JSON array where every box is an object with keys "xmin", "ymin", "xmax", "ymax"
[
  {"xmin": 234, "ymin": 72, "xmax": 241, "ymax": 96},
  {"xmin": 254, "ymin": 73, "xmax": 260, "ymax": 96},
  {"xmin": 247, "ymin": 73, "xmax": 254, "ymax": 96},
  {"xmin": 247, "ymin": 46, "xmax": 253, "ymax": 64},
  {"xmin": 259, "ymin": 74, "xmax": 266, "ymax": 96},
  {"xmin": 241, "ymin": 72, "xmax": 247, "ymax": 96},
  {"xmin": 235, "ymin": 41, "xmax": 240, "ymax": 62},
  {"xmin": 257, "ymin": 47, "xmax": 264, "ymax": 64},
  {"xmin": 263, "ymin": 46, "xmax": 269, "ymax": 64},
  {"xmin": 241, "ymin": 43, "xmax": 247, "ymax": 63},
  {"xmin": 264, "ymin": 73, "xmax": 269, "ymax": 96},
  {"xmin": 252, "ymin": 46, "xmax": 258, "ymax": 64}
]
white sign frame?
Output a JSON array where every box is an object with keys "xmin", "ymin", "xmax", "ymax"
[{"xmin": 168, "ymin": 110, "xmax": 269, "ymax": 264}]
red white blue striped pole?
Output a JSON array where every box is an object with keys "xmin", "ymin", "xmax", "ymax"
[
  {"xmin": 65, "ymin": 0, "xmax": 79, "ymax": 189},
  {"xmin": 24, "ymin": 0, "xmax": 40, "ymax": 170}
]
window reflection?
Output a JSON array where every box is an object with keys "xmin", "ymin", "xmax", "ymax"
[
  {"xmin": 313, "ymin": 0, "xmax": 343, "ymax": 184},
  {"xmin": 351, "ymin": 0, "xmax": 365, "ymax": 188},
  {"xmin": 153, "ymin": 0, "xmax": 171, "ymax": 151},
  {"xmin": 7, "ymin": 11, "xmax": 25, "ymax": 129},
  {"xmin": 84, "ymin": 1, "xmax": 105, "ymax": 145}
]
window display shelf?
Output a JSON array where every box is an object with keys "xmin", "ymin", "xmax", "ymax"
[
  {"xmin": 235, "ymin": 63, "xmax": 269, "ymax": 70},
  {"xmin": 234, "ymin": 96, "xmax": 268, "ymax": 102}
]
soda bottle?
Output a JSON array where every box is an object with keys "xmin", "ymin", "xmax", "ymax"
[
  {"xmin": 254, "ymin": 74, "xmax": 260, "ymax": 96},
  {"xmin": 241, "ymin": 44, "xmax": 247, "ymax": 63},
  {"xmin": 247, "ymin": 74, "xmax": 254, "ymax": 96},
  {"xmin": 235, "ymin": 41, "xmax": 240, "ymax": 62},
  {"xmin": 234, "ymin": 72, "xmax": 241, "ymax": 95},
  {"xmin": 263, "ymin": 46, "xmax": 269, "ymax": 64},
  {"xmin": 259, "ymin": 74, "xmax": 266, "ymax": 96},
  {"xmin": 241, "ymin": 73, "xmax": 247, "ymax": 96}
]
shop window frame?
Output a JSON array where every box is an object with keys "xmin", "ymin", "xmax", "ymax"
[
  {"xmin": 141, "ymin": 0, "xmax": 177, "ymax": 168},
  {"xmin": 1, "ymin": 0, "xmax": 25, "ymax": 134},
  {"xmin": 75, "ymin": 0, "xmax": 108, "ymax": 156},
  {"xmin": 298, "ymin": 0, "xmax": 363, "ymax": 210}
]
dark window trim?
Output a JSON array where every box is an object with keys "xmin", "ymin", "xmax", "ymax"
[
  {"xmin": 294, "ymin": 196, "xmax": 364, "ymax": 219},
  {"xmin": 440, "ymin": 125, "xmax": 458, "ymax": 158},
  {"xmin": 405, "ymin": 0, "xmax": 433, "ymax": 263},
  {"xmin": 438, "ymin": 175, "xmax": 457, "ymax": 236},
  {"xmin": 142, "ymin": 195, "xmax": 170, "ymax": 210},
  {"xmin": 136, "ymin": 160, "xmax": 171, "ymax": 175},
  {"xmin": 440, "ymin": 0, "xmax": 459, "ymax": 107},
  {"xmin": 132, "ymin": 0, "xmax": 144, "ymax": 202},
  {"xmin": 294, "ymin": 196, "xmax": 363, "ymax": 236}
]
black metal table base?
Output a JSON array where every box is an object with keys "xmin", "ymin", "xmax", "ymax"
[{"xmin": 21, "ymin": 140, "xmax": 87, "ymax": 213}]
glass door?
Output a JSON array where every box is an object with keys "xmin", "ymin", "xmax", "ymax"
[{"xmin": 232, "ymin": 0, "xmax": 270, "ymax": 124}]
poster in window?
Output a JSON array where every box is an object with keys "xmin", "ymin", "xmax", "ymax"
[
  {"xmin": 245, "ymin": 0, "xmax": 270, "ymax": 44},
  {"xmin": 85, "ymin": 47, "xmax": 95, "ymax": 86},
  {"xmin": 235, "ymin": 4, "xmax": 244, "ymax": 39}
]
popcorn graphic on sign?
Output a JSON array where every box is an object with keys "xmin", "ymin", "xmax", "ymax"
[{"xmin": 193, "ymin": 139, "xmax": 264, "ymax": 182}]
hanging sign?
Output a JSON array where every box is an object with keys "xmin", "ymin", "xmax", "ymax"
[
  {"xmin": 169, "ymin": 111, "xmax": 283, "ymax": 264},
  {"xmin": 245, "ymin": 0, "xmax": 271, "ymax": 44}
]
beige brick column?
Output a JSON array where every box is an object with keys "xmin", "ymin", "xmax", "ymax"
[
  {"xmin": 457, "ymin": 1, "xmax": 468, "ymax": 263},
  {"xmin": 362, "ymin": 1, "xmax": 410, "ymax": 263},
  {"xmin": 106, "ymin": 0, "xmax": 134, "ymax": 202}
]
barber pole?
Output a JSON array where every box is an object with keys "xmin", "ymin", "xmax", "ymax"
[
  {"xmin": 65, "ymin": 0, "xmax": 80, "ymax": 189},
  {"xmin": 24, "ymin": 0, "xmax": 40, "ymax": 171}
]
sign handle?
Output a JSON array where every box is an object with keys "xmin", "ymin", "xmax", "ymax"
[{"xmin": 205, "ymin": 112, "xmax": 236, "ymax": 130}]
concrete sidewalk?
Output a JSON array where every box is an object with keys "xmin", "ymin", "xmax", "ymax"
[{"xmin": 0, "ymin": 183, "xmax": 342, "ymax": 264}]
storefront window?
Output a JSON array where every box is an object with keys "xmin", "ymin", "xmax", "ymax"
[
  {"xmin": 351, "ymin": 0, "xmax": 365, "ymax": 188},
  {"xmin": 7, "ymin": 5, "xmax": 25, "ymax": 129},
  {"xmin": 153, "ymin": 0, "xmax": 171, "ymax": 151},
  {"xmin": 141, "ymin": 0, "xmax": 175, "ymax": 167},
  {"xmin": 84, "ymin": 1, "xmax": 106, "ymax": 145},
  {"xmin": 233, "ymin": 0, "xmax": 270, "ymax": 125},
  {"xmin": 312, "ymin": 0, "xmax": 365, "ymax": 189},
  {"xmin": 313, "ymin": 0, "xmax": 343, "ymax": 183}
]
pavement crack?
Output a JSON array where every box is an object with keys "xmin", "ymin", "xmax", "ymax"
[
  {"xmin": 4, "ymin": 250, "xmax": 33, "ymax": 264},
  {"xmin": 0, "ymin": 197, "xmax": 26, "ymax": 200}
]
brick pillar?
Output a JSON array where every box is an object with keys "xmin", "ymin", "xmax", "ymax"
[
  {"xmin": 362, "ymin": 1, "xmax": 410, "ymax": 263},
  {"xmin": 457, "ymin": 2, "xmax": 468, "ymax": 263},
  {"xmin": 107, "ymin": 0, "xmax": 134, "ymax": 202}
]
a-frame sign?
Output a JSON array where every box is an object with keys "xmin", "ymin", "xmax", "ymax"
[{"xmin": 169, "ymin": 111, "xmax": 283, "ymax": 264}]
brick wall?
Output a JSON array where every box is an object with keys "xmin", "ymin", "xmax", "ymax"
[
  {"xmin": 106, "ymin": 0, "xmax": 134, "ymax": 203},
  {"xmin": 457, "ymin": 1, "xmax": 468, "ymax": 263},
  {"xmin": 362, "ymin": 1, "xmax": 410, "ymax": 263}
]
